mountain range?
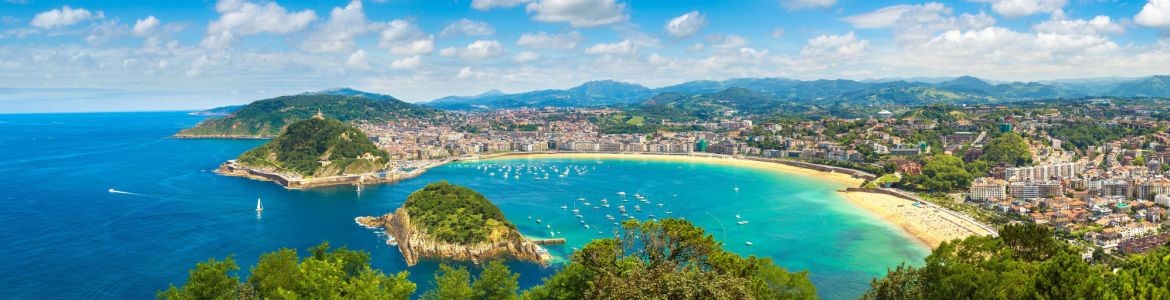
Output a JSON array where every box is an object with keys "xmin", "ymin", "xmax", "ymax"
[{"xmin": 424, "ymin": 75, "xmax": 1170, "ymax": 110}]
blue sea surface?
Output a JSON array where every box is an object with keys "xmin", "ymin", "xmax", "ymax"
[{"xmin": 0, "ymin": 112, "xmax": 927, "ymax": 299}]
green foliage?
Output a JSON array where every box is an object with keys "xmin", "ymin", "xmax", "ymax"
[
  {"xmin": 473, "ymin": 261, "xmax": 520, "ymax": 300},
  {"xmin": 179, "ymin": 93, "xmax": 438, "ymax": 137},
  {"xmin": 159, "ymin": 242, "xmax": 415, "ymax": 300},
  {"xmin": 903, "ymin": 155, "xmax": 972, "ymax": 192},
  {"xmin": 237, "ymin": 118, "xmax": 388, "ymax": 177},
  {"xmin": 421, "ymin": 264, "xmax": 474, "ymax": 300},
  {"xmin": 863, "ymin": 223, "xmax": 1170, "ymax": 299},
  {"xmin": 403, "ymin": 181, "xmax": 515, "ymax": 244},
  {"xmin": 981, "ymin": 132, "xmax": 1032, "ymax": 166},
  {"xmin": 522, "ymin": 219, "xmax": 817, "ymax": 300},
  {"xmin": 158, "ymin": 257, "xmax": 241, "ymax": 300}
]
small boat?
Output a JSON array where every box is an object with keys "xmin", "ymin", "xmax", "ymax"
[
  {"xmin": 108, "ymin": 188, "xmax": 116, "ymax": 193},
  {"xmin": 606, "ymin": 214, "xmax": 614, "ymax": 220},
  {"xmin": 560, "ymin": 205, "xmax": 568, "ymax": 210},
  {"xmin": 571, "ymin": 208, "xmax": 580, "ymax": 213},
  {"xmin": 657, "ymin": 203, "xmax": 664, "ymax": 207},
  {"xmin": 734, "ymin": 187, "xmax": 740, "ymax": 192},
  {"xmin": 737, "ymin": 220, "xmax": 749, "ymax": 225},
  {"xmin": 665, "ymin": 211, "xmax": 672, "ymax": 215},
  {"xmin": 745, "ymin": 241, "xmax": 753, "ymax": 246},
  {"xmin": 255, "ymin": 197, "xmax": 264, "ymax": 213},
  {"xmin": 634, "ymin": 205, "xmax": 641, "ymax": 212},
  {"xmin": 735, "ymin": 214, "xmax": 742, "ymax": 219},
  {"xmin": 584, "ymin": 224, "xmax": 590, "ymax": 229},
  {"xmin": 575, "ymin": 214, "xmax": 583, "ymax": 218},
  {"xmin": 617, "ymin": 191, "xmax": 626, "ymax": 195},
  {"xmin": 536, "ymin": 219, "xmax": 542, "ymax": 223},
  {"xmin": 580, "ymin": 220, "xmax": 585, "ymax": 224}
]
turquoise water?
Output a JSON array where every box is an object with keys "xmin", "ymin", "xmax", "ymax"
[{"xmin": 0, "ymin": 112, "xmax": 927, "ymax": 299}]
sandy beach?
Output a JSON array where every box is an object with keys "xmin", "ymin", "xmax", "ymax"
[
  {"xmin": 839, "ymin": 191, "xmax": 990, "ymax": 248},
  {"xmin": 480, "ymin": 152, "xmax": 866, "ymax": 188}
]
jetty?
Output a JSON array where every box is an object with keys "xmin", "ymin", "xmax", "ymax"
[{"xmin": 529, "ymin": 238, "xmax": 566, "ymax": 245}]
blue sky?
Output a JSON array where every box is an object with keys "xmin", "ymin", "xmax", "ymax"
[{"xmin": 1, "ymin": 0, "xmax": 1169, "ymax": 112}]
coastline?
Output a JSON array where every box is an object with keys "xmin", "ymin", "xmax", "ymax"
[
  {"xmin": 839, "ymin": 190, "xmax": 994, "ymax": 248},
  {"xmin": 475, "ymin": 152, "xmax": 995, "ymax": 249}
]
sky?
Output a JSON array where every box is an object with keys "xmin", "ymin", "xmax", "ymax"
[{"xmin": 1, "ymin": 0, "xmax": 1169, "ymax": 112}]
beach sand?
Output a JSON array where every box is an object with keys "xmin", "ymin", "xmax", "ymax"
[{"xmin": 839, "ymin": 191, "xmax": 988, "ymax": 248}]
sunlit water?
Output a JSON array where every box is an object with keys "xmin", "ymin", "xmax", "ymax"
[{"xmin": 0, "ymin": 112, "xmax": 927, "ymax": 299}]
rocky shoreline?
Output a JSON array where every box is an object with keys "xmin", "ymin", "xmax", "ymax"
[
  {"xmin": 173, "ymin": 134, "xmax": 274, "ymax": 139},
  {"xmin": 215, "ymin": 159, "xmax": 444, "ymax": 189},
  {"xmin": 356, "ymin": 208, "xmax": 551, "ymax": 266}
]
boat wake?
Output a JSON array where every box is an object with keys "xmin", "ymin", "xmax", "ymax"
[{"xmin": 107, "ymin": 188, "xmax": 145, "ymax": 196}]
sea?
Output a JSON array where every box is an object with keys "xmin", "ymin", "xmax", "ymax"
[{"xmin": 0, "ymin": 112, "xmax": 928, "ymax": 299}]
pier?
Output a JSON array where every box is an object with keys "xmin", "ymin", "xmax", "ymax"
[{"xmin": 530, "ymin": 238, "xmax": 566, "ymax": 245}]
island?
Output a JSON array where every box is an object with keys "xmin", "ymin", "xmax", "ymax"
[
  {"xmin": 216, "ymin": 113, "xmax": 413, "ymax": 189},
  {"xmin": 355, "ymin": 181, "xmax": 551, "ymax": 266}
]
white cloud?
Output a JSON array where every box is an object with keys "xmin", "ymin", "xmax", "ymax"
[
  {"xmin": 1136, "ymin": 0, "xmax": 1170, "ymax": 29},
  {"xmin": 710, "ymin": 34, "xmax": 749, "ymax": 50},
  {"xmin": 970, "ymin": 0, "xmax": 1066, "ymax": 18},
  {"xmin": 440, "ymin": 40, "xmax": 505, "ymax": 60},
  {"xmin": 471, "ymin": 0, "xmax": 530, "ymax": 11},
  {"xmin": 1034, "ymin": 14, "xmax": 1124, "ymax": 36},
  {"xmin": 439, "ymin": 19, "xmax": 495, "ymax": 38},
  {"xmin": 514, "ymin": 51, "xmax": 540, "ymax": 63},
  {"xmin": 665, "ymin": 11, "xmax": 707, "ymax": 38},
  {"xmin": 841, "ymin": 5, "xmax": 917, "ymax": 28},
  {"xmin": 378, "ymin": 20, "xmax": 435, "ymax": 56},
  {"xmin": 525, "ymin": 0, "xmax": 628, "ymax": 28},
  {"xmin": 347, "ymin": 49, "xmax": 371, "ymax": 69},
  {"xmin": 85, "ymin": 20, "xmax": 127, "ymax": 45},
  {"xmin": 802, "ymin": 32, "xmax": 870, "ymax": 56},
  {"xmin": 455, "ymin": 66, "xmax": 484, "ymax": 79},
  {"xmin": 779, "ymin": 0, "xmax": 836, "ymax": 10},
  {"xmin": 584, "ymin": 39, "xmax": 634, "ymax": 55},
  {"xmin": 301, "ymin": 0, "xmax": 384, "ymax": 53},
  {"xmin": 771, "ymin": 28, "xmax": 785, "ymax": 38},
  {"xmin": 132, "ymin": 16, "xmax": 160, "ymax": 36},
  {"xmin": 390, "ymin": 55, "xmax": 421, "ymax": 69},
  {"xmin": 201, "ymin": 0, "xmax": 317, "ymax": 48},
  {"xmin": 30, "ymin": 5, "xmax": 102, "ymax": 29},
  {"xmin": 516, "ymin": 31, "xmax": 582, "ymax": 49}
]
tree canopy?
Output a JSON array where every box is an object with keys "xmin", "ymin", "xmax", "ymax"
[
  {"xmin": 981, "ymin": 132, "xmax": 1032, "ymax": 167},
  {"xmin": 862, "ymin": 223, "xmax": 1170, "ymax": 299},
  {"xmin": 237, "ymin": 117, "xmax": 389, "ymax": 177},
  {"xmin": 403, "ymin": 181, "xmax": 515, "ymax": 244}
]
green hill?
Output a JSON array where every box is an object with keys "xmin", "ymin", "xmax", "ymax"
[
  {"xmin": 236, "ymin": 117, "xmax": 388, "ymax": 178},
  {"xmin": 402, "ymin": 181, "xmax": 516, "ymax": 244},
  {"xmin": 177, "ymin": 88, "xmax": 438, "ymax": 138}
]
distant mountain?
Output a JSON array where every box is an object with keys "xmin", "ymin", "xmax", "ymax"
[
  {"xmin": 426, "ymin": 80, "xmax": 653, "ymax": 110},
  {"xmin": 1109, "ymin": 75, "xmax": 1170, "ymax": 97},
  {"xmin": 428, "ymin": 75, "xmax": 1170, "ymax": 110},
  {"xmin": 188, "ymin": 104, "xmax": 244, "ymax": 116},
  {"xmin": 176, "ymin": 88, "xmax": 439, "ymax": 138}
]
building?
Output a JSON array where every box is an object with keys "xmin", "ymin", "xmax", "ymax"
[
  {"xmin": 969, "ymin": 177, "xmax": 1007, "ymax": 201},
  {"xmin": 1004, "ymin": 162, "xmax": 1083, "ymax": 181},
  {"xmin": 1009, "ymin": 181, "xmax": 1063, "ymax": 200},
  {"xmin": 1119, "ymin": 233, "xmax": 1170, "ymax": 255}
]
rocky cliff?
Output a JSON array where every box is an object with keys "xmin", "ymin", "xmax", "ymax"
[{"xmin": 356, "ymin": 207, "xmax": 550, "ymax": 266}]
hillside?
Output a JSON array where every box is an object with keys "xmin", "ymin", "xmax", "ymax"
[
  {"xmin": 356, "ymin": 182, "xmax": 547, "ymax": 266},
  {"xmin": 235, "ymin": 117, "xmax": 388, "ymax": 178},
  {"xmin": 427, "ymin": 75, "xmax": 1170, "ymax": 110},
  {"xmin": 177, "ymin": 88, "xmax": 438, "ymax": 138}
]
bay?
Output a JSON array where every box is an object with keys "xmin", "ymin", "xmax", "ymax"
[{"xmin": 0, "ymin": 112, "xmax": 927, "ymax": 299}]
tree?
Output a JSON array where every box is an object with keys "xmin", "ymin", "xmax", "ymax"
[
  {"xmin": 422, "ymin": 264, "xmax": 474, "ymax": 300},
  {"xmin": 913, "ymin": 155, "xmax": 972, "ymax": 192},
  {"xmin": 981, "ymin": 132, "xmax": 1032, "ymax": 166},
  {"xmin": 473, "ymin": 261, "xmax": 519, "ymax": 300},
  {"xmin": 157, "ymin": 257, "xmax": 241, "ymax": 300}
]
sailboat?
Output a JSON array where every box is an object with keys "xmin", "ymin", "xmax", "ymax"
[{"xmin": 255, "ymin": 196, "xmax": 264, "ymax": 213}]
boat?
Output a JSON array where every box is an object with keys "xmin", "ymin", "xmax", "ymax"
[
  {"xmin": 584, "ymin": 224, "xmax": 590, "ymax": 229},
  {"xmin": 580, "ymin": 220, "xmax": 585, "ymax": 224},
  {"xmin": 255, "ymin": 196, "xmax": 264, "ymax": 213},
  {"xmin": 734, "ymin": 186, "xmax": 740, "ymax": 192},
  {"xmin": 735, "ymin": 214, "xmax": 742, "ymax": 219},
  {"xmin": 657, "ymin": 203, "xmax": 664, "ymax": 207},
  {"xmin": 575, "ymin": 214, "xmax": 583, "ymax": 218},
  {"xmin": 536, "ymin": 219, "xmax": 542, "ymax": 223},
  {"xmin": 617, "ymin": 191, "xmax": 626, "ymax": 196},
  {"xmin": 560, "ymin": 205, "xmax": 568, "ymax": 210},
  {"xmin": 634, "ymin": 205, "xmax": 641, "ymax": 212},
  {"xmin": 606, "ymin": 214, "xmax": 614, "ymax": 220},
  {"xmin": 571, "ymin": 208, "xmax": 580, "ymax": 213},
  {"xmin": 737, "ymin": 220, "xmax": 749, "ymax": 225},
  {"xmin": 745, "ymin": 241, "xmax": 753, "ymax": 246},
  {"xmin": 107, "ymin": 188, "xmax": 116, "ymax": 193}
]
